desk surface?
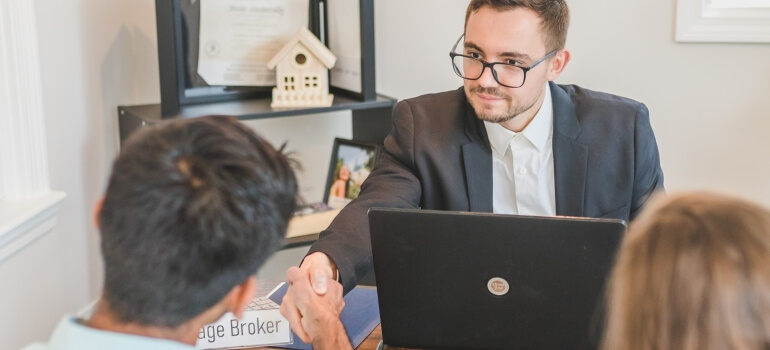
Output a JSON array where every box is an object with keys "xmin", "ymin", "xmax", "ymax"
[
  {"xmin": 282, "ymin": 209, "xmax": 341, "ymax": 249},
  {"xmin": 257, "ymin": 324, "xmax": 382, "ymax": 350},
  {"xmin": 251, "ymin": 282, "xmax": 383, "ymax": 350}
]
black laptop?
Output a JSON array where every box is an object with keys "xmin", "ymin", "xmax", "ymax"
[{"xmin": 368, "ymin": 208, "xmax": 626, "ymax": 350}]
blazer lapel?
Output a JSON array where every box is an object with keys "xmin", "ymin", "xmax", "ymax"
[
  {"xmin": 550, "ymin": 83, "xmax": 587, "ymax": 217},
  {"xmin": 462, "ymin": 101, "xmax": 494, "ymax": 213}
]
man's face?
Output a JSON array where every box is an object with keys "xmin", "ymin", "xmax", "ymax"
[{"xmin": 463, "ymin": 6, "xmax": 555, "ymax": 128}]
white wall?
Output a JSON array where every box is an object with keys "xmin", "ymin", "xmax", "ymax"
[
  {"xmin": 1, "ymin": 1, "xmax": 350, "ymax": 347},
  {"xmin": 566, "ymin": 0, "xmax": 770, "ymax": 203},
  {"xmin": 0, "ymin": 1, "xmax": 153, "ymax": 348},
  {"xmin": 3, "ymin": 0, "xmax": 769, "ymax": 347}
]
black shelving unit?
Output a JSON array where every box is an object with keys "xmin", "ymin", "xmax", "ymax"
[
  {"xmin": 153, "ymin": 0, "xmax": 378, "ymax": 115},
  {"xmin": 118, "ymin": 0, "xmax": 393, "ymax": 146},
  {"xmin": 117, "ymin": 0, "xmax": 393, "ymax": 248},
  {"xmin": 117, "ymin": 94, "xmax": 396, "ymax": 250}
]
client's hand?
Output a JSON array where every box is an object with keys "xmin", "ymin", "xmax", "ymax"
[
  {"xmin": 280, "ymin": 266, "xmax": 350, "ymax": 349},
  {"xmin": 305, "ymin": 252, "xmax": 338, "ymax": 294},
  {"xmin": 280, "ymin": 252, "xmax": 336, "ymax": 341}
]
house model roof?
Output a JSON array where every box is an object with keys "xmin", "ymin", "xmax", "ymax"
[{"xmin": 267, "ymin": 27, "xmax": 336, "ymax": 69}]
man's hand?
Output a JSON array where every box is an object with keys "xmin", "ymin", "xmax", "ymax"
[
  {"xmin": 281, "ymin": 252, "xmax": 336, "ymax": 341},
  {"xmin": 303, "ymin": 252, "xmax": 338, "ymax": 294},
  {"xmin": 280, "ymin": 266, "xmax": 349, "ymax": 349}
]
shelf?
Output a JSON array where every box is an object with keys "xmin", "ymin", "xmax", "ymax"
[
  {"xmin": 118, "ymin": 94, "xmax": 397, "ymax": 146},
  {"xmin": 119, "ymin": 94, "xmax": 396, "ymax": 124}
]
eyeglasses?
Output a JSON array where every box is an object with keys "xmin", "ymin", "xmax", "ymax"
[{"xmin": 449, "ymin": 35, "xmax": 557, "ymax": 88}]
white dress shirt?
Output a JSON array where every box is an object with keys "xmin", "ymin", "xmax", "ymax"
[{"xmin": 483, "ymin": 84, "xmax": 556, "ymax": 216}]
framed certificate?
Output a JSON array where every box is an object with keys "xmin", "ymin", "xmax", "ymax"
[
  {"xmin": 155, "ymin": 0, "xmax": 323, "ymax": 116},
  {"xmin": 324, "ymin": 0, "xmax": 377, "ymax": 101}
]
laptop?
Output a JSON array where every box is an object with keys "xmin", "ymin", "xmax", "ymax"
[{"xmin": 368, "ymin": 208, "xmax": 626, "ymax": 350}]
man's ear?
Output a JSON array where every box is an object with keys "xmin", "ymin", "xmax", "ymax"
[
  {"xmin": 93, "ymin": 197, "xmax": 105, "ymax": 230},
  {"xmin": 546, "ymin": 49, "xmax": 571, "ymax": 81},
  {"xmin": 226, "ymin": 276, "xmax": 257, "ymax": 319}
]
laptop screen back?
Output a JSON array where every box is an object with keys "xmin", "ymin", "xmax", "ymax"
[{"xmin": 369, "ymin": 208, "xmax": 626, "ymax": 350}]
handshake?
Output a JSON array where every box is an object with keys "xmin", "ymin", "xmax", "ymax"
[{"xmin": 279, "ymin": 252, "xmax": 353, "ymax": 350}]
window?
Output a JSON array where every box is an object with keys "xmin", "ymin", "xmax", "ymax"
[{"xmin": 0, "ymin": 0, "xmax": 65, "ymax": 262}]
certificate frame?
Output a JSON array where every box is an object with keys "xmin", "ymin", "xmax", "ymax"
[
  {"xmin": 155, "ymin": 0, "xmax": 326, "ymax": 116},
  {"xmin": 323, "ymin": 138, "xmax": 380, "ymax": 208},
  {"xmin": 322, "ymin": 0, "xmax": 377, "ymax": 101}
]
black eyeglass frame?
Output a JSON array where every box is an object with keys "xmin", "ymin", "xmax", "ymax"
[{"xmin": 449, "ymin": 34, "xmax": 558, "ymax": 88}]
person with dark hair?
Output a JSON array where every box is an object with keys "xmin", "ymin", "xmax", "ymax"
[
  {"xmin": 283, "ymin": 0, "xmax": 665, "ymax": 342},
  {"xmin": 602, "ymin": 192, "xmax": 770, "ymax": 350},
  {"xmin": 22, "ymin": 116, "xmax": 316, "ymax": 349}
]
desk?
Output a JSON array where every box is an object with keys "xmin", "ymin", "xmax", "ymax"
[
  {"xmin": 282, "ymin": 209, "xmax": 341, "ymax": 249},
  {"xmin": 257, "ymin": 324, "xmax": 431, "ymax": 350},
  {"xmin": 257, "ymin": 324, "xmax": 382, "ymax": 350},
  {"xmin": 250, "ymin": 283, "xmax": 382, "ymax": 350}
]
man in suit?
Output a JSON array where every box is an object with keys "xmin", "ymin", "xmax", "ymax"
[{"xmin": 281, "ymin": 0, "xmax": 664, "ymax": 342}]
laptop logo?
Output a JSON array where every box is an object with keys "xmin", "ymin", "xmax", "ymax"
[{"xmin": 487, "ymin": 277, "xmax": 510, "ymax": 296}]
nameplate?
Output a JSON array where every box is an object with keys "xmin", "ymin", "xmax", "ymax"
[{"xmin": 195, "ymin": 308, "xmax": 292, "ymax": 349}]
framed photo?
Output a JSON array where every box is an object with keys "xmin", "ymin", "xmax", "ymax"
[{"xmin": 323, "ymin": 138, "xmax": 380, "ymax": 209}]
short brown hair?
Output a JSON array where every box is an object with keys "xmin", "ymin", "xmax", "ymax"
[
  {"xmin": 464, "ymin": 0, "xmax": 570, "ymax": 52},
  {"xmin": 602, "ymin": 192, "xmax": 770, "ymax": 350}
]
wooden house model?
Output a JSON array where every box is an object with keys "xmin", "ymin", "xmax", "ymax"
[{"xmin": 267, "ymin": 27, "xmax": 336, "ymax": 108}]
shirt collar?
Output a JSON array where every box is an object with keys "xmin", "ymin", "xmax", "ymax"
[
  {"xmin": 45, "ymin": 316, "xmax": 195, "ymax": 350},
  {"xmin": 522, "ymin": 83, "xmax": 553, "ymax": 152},
  {"xmin": 484, "ymin": 119, "xmax": 516, "ymax": 157},
  {"xmin": 483, "ymin": 83, "xmax": 553, "ymax": 155}
]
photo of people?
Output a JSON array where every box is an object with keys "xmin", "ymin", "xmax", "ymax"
[{"xmin": 325, "ymin": 139, "xmax": 378, "ymax": 209}]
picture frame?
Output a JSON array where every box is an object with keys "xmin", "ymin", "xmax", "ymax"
[
  {"xmin": 676, "ymin": 0, "xmax": 770, "ymax": 43},
  {"xmin": 323, "ymin": 0, "xmax": 377, "ymax": 101},
  {"xmin": 323, "ymin": 138, "xmax": 380, "ymax": 209},
  {"xmin": 155, "ymin": 0, "xmax": 326, "ymax": 116}
]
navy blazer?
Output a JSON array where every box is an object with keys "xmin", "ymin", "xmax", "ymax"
[{"xmin": 308, "ymin": 82, "xmax": 665, "ymax": 292}]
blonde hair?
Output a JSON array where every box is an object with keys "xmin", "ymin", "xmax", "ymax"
[{"xmin": 602, "ymin": 192, "xmax": 770, "ymax": 350}]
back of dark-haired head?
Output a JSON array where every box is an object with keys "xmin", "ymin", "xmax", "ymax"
[
  {"xmin": 98, "ymin": 116, "xmax": 298, "ymax": 327},
  {"xmin": 464, "ymin": 0, "xmax": 570, "ymax": 52}
]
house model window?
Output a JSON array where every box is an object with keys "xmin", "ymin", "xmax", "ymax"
[{"xmin": 267, "ymin": 27, "xmax": 336, "ymax": 108}]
